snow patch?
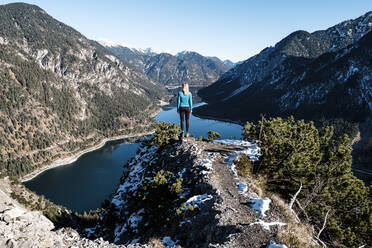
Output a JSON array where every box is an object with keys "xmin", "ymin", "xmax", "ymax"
[
  {"xmin": 249, "ymin": 219, "xmax": 287, "ymax": 231},
  {"xmin": 0, "ymin": 36, "xmax": 8, "ymax": 45},
  {"xmin": 214, "ymin": 139, "xmax": 261, "ymax": 176},
  {"xmin": 198, "ymin": 153, "xmax": 214, "ymax": 177},
  {"xmin": 97, "ymin": 38, "xmax": 177, "ymax": 55},
  {"xmin": 237, "ymin": 182, "xmax": 248, "ymax": 194},
  {"xmin": 250, "ymin": 198, "xmax": 271, "ymax": 217},
  {"xmin": 128, "ymin": 208, "xmax": 144, "ymax": 231},
  {"xmin": 179, "ymin": 219, "xmax": 192, "ymax": 226},
  {"xmin": 111, "ymin": 145, "xmax": 159, "ymax": 211},
  {"xmin": 114, "ymin": 224, "xmax": 127, "ymax": 243},
  {"xmin": 223, "ymin": 84, "xmax": 251, "ymax": 101},
  {"xmin": 185, "ymin": 194, "xmax": 213, "ymax": 208},
  {"xmin": 224, "ymin": 152, "xmax": 239, "ymax": 176},
  {"xmin": 97, "ymin": 38, "xmax": 135, "ymax": 49},
  {"xmin": 267, "ymin": 241, "xmax": 288, "ymax": 248},
  {"xmin": 130, "ymin": 238, "xmax": 140, "ymax": 244},
  {"xmin": 162, "ymin": 236, "xmax": 177, "ymax": 247}
]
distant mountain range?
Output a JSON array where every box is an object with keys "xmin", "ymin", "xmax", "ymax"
[
  {"xmin": 98, "ymin": 39, "xmax": 234, "ymax": 87},
  {"xmin": 0, "ymin": 3, "xmax": 168, "ymax": 176},
  {"xmin": 196, "ymin": 11, "xmax": 372, "ymax": 123}
]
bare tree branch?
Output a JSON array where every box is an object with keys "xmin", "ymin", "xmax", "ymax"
[
  {"xmin": 317, "ymin": 209, "xmax": 330, "ymax": 239},
  {"xmin": 312, "ymin": 209, "xmax": 331, "ymax": 248},
  {"xmin": 289, "ymin": 181, "xmax": 302, "ymax": 211},
  {"xmin": 314, "ymin": 235, "xmax": 327, "ymax": 248},
  {"xmin": 295, "ymin": 198, "xmax": 309, "ymax": 221}
]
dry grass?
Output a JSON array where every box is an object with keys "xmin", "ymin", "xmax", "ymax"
[
  {"xmin": 244, "ymin": 171, "xmax": 320, "ymax": 248},
  {"xmin": 268, "ymin": 193, "xmax": 320, "ymax": 248},
  {"xmin": 148, "ymin": 237, "xmax": 165, "ymax": 248},
  {"xmin": 246, "ymin": 174, "xmax": 266, "ymax": 198}
]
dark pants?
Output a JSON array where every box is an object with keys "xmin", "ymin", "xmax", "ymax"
[{"xmin": 179, "ymin": 107, "xmax": 191, "ymax": 133}]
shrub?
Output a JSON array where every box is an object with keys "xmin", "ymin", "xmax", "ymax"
[
  {"xmin": 207, "ymin": 130, "xmax": 222, "ymax": 141},
  {"xmin": 148, "ymin": 122, "xmax": 181, "ymax": 147},
  {"xmin": 136, "ymin": 170, "xmax": 184, "ymax": 225},
  {"xmin": 235, "ymin": 155, "xmax": 253, "ymax": 177},
  {"xmin": 242, "ymin": 116, "xmax": 372, "ymax": 247}
]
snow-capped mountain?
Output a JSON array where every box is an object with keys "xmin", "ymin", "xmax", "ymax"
[
  {"xmin": 98, "ymin": 40, "xmax": 234, "ymax": 87},
  {"xmin": 207, "ymin": 56, "xmax": 237, "ymax": 67},
  {"xmin": 223, "ymin": 59, "xmax": 236, "ymax": 67},
  {"xmin": 97, "ymin": 38, "xmax": 177, "ymax": 56},
  {"xmin": 196, "ymin": 11, "xmax": 372, "ymax": 122}
]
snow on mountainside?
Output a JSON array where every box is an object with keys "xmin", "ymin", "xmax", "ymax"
[
  {"xmin": 100, "ymin": 40, "xmax": 234, "ymax": 87},
  {"xmin": 197, "ymin": 11, "xmax": 372, "ymax": 122},
  {"xmin": 279, "ymin": 31, "xmax": 372, "ymax": 117},
  {"xmin": 97, "ymin": 38, "xmax": 177, "ymax": 56},
  {"xmin": 199, "ymin": 11, "xmax": 372, "ymax": 103}
]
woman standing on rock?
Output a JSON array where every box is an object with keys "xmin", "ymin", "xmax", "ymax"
[{"xmin": 177, "ymin": 82, "xmax": 192, "ymax": 138}]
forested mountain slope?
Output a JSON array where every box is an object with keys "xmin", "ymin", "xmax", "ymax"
[
  {"xmin": 196, "ymin": 11, "xmax": 372, "ymax": 122},
  {"xmin": 0, "ymin": 3, "xmax": 168, "ymax": 177}
]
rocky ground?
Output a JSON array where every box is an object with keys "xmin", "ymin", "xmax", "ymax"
[
  {"xmin": 92, "ymin": 138, "xmax": 317, "ymax": 247},
  {"xmin": 0, "ymin": 138, "xmax": 317, "ymax": 247}
]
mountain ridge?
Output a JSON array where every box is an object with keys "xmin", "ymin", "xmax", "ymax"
[
  {"xmin": 99, "ymin": 39, "xmax": 234, "ymax": 88},
  {"xmin": 0, "ymin": 2, "xmax": 168, "ymax": 177},
  {"xmin": 196, "ymin": 11, "xmax": 372, "ymax": 122}
]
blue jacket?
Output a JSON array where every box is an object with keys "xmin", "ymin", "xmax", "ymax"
[{"xmin": 177, "ymin": 91, "xmax": 192, "ymax": 110}]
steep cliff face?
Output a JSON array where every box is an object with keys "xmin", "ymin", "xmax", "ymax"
[
  {"xmin": 197, "ymin": 12, "xmax": 372, "ymax": 122},
  {"xmin": 0, "ymin": 3, "xmax": 168, "ymax": 177},
  {"xmin": 99, "ymin": 40, "xmax": 233, "ymax": 88}
]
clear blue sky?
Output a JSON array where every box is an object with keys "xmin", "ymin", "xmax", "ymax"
[{"xmin": 1, "ymin": 1, "xmax": 371, "ymax": 62}]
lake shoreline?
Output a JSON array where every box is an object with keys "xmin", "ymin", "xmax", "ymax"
[
  {"xmin": 21, "ymin": 131, "xmax": 155, "ymax": 183},
  {"xmin": 21, "ymin": 106, "xmax": 165, "ymax": 183},
  {"xmin": 22, "ymin": 105, "xmax": 244, "ymax": 183}
]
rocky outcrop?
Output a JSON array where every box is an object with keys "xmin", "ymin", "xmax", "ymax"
[
  {"xmin": 91, "ymin": 138, "xmax": 315, "ymax": 247},
  {"xmin": 0, "ymin": 137, "xmax": 317, "ymax": 247},
  {"xmin": 0, "ymin": 178, "xmax": 150, "ymax": 248}
]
